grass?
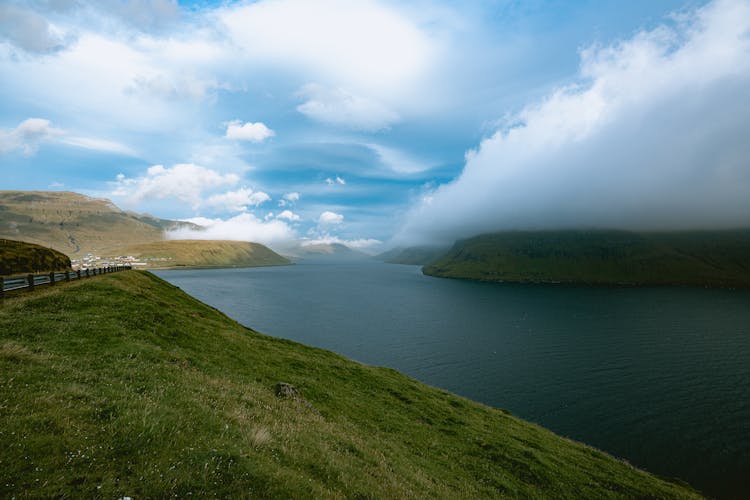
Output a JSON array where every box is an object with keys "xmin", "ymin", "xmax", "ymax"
[
  {"xmin": 0, "ymin": 238, "xmax": 71, "ymax": 275},
  {"xmin": 424, "ymin": 229, "xmax": 750, "ymax": 288},
  {"xmin": 121, "ymin": 240, "xmax": 292, "ymax": 269},
  {"xmin": 0, "ymin": 271, "xmax": 702, "ymax": 498}
]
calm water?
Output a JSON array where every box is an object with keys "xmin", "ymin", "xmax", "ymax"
[{"xmin": 156, "ymin": 262, "xmax": 750, "ymax": 498}]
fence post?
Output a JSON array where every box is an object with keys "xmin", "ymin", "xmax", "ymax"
[
  {"xmin": 65, "ymin": 271, "xmax": 70, "ymax": 282},
  {"xmin": 85, "ymin": 269, "xmax": 90, "ymax": 278},
  {"xmin": 49, "ymin": 271, "xmax": 56, "ymax": 286},
  {"xmin": 77, "ymin": 270, "xmax": 81, "ymax": 280},
  {"xmin": 27, "ymin": 274, "xmax": 35, "ymax": 290},
  {"xmin": 0, "ymin": 277, "xmax": 4, "ymax": 300}
]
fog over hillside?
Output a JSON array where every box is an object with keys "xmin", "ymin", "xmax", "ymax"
[{"xmin": 396, "ymin": 0, "xmax": 750, "ymax": 246}]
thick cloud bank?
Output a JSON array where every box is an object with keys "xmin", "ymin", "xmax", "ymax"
[
  {"xmin": 167, "ymin": 214, "xmax": 297, "ymax": 249},
  {"xmin": 397, "ymin": 0, "xmax": 750, "ymax": 245}
]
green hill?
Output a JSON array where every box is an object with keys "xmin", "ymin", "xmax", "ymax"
[
  {"xmin": 0, "ymin": 191, "xmax": 200, "ymax": 257},
  {"xmin": 0, "ymin": 238, "xmax": 71, "ymax": 276},
  {"xmin": 122, "ymin": 240, "xmax": 291, "ymax": 269},
  {"xmin": 0, "ymin": 271, "xmax": 700, "ymax": 498},
  {"xmin": 376, "ymin": 246, "xmax": 448, "ymax": 265},
  {"xmin": 424, "ymin": 229, "xmax": 750, "ymax": 287}
]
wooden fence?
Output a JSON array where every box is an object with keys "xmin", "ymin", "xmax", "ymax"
[{"xmin": 0, "ymin": 266, "xmax": 132, "ymax": 299}]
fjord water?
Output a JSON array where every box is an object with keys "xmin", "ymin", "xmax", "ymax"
[{"xmin": 156, "ymin": 262, "xmax": 750, "ymax": 498}]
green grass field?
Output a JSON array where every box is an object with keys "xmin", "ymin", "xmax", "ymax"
[
  {"xmin": 0, "ymin": 271, "xmax": 701, "ymax": 498},
  {"xmin": 0, "ymin": 238, "xmax": 71, "ymax": 275},
  {"xmin": 424, "ymin": 229, "xmax": 750, "ymax": 288}
]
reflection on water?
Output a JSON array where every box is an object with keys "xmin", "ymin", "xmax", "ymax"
[{"xmin": 156, "ymin": 262, "xmax": 750, "ymax": 498}]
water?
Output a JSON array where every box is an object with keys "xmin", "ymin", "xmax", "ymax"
[{"xmin": 155, "ymin": 262, "xmax": 750, "ymax": 498}]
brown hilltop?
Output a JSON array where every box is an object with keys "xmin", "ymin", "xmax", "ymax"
[{"xmin": 0, "ymin": 190, "xmax": 198, "ymax": 257}]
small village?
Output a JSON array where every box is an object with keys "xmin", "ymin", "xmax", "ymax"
[{"xmin": 70, "ymin": 253, "xmax": 170, "ymax": 270}]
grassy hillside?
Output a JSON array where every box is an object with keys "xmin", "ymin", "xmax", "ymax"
[
  {"xmin": 0, "ymin": 238, "xmax": 71, "ymax": 275},
  {"xmin": 376, "ymin": 246, "xmax": 448, "ymax": 265},
  {"xmin": 0, "ymin": 191, "xmax": 199, "ymax": 257},
  {"xmin": 424, "ymin": 229, "xmax": 750, "ymax": 287},
  {"xmin": 0, "ymin": 271, "xmax": 700, "ymax": 498},
  {"xmin": 122, "ymin": 240, "xmax": 292, "ymax": 269}
]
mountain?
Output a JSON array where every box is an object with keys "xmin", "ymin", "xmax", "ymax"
[
  {"xmin": 375, "ymin": 245, "xmax": 448, "ymax": 265},
  {"xmin": 0, "ymin": 238, "xmax": 71, "ymax": 275},
  {"xmin": 0, "ymin": 270, "xmax": 700, "ymax": 498},
  {"xmin": 291, "ymin": 242, "xmax": 368, "ymax": 261},
  {"xmin": 424, "ymin": 229, "xmax": 750, "ymax": 288},
  {"xmin": 0, "ymin": 191, "xmax": 200, "ymax": 257},
  {"xmin": 122, "ymin": 240, "xmax": 291, "ymax": 269}
]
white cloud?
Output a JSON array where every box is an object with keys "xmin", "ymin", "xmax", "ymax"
[
  {"xmin": 398, "ymin": 0, "xmax": 750, "ymax": 245},
  {"xmin": 225, "ymin": 120, "xmax": 275, "ymax": 143},
  {"xmin": 367, "ymin": 143, "xmax": 429, "ymax": 174},
  {"xmin": 296, "ymin": 83, "xmax": 399, "ymax": 131},
  {"xmin": 0, "ymin": 118, "xmax": 61, "ymax": 155},
  {"xmin": 301, "ymin": 236, "xmax": 382, "ymax": 252},
  {"xmin": 59, "ymin": 135, "xmax": 138, "ymax": 156},
  {"xmin": 318, "ymin": 211, "xmax": 344, "ymax": 225},
  {"xmin": 111, "ymin": 163, "xmax": 239, "ymax": 208},
  {"xmin": 94, "ymin": 0, "xmax": 180, "ymax": 33},
  {"xmin": 0, "ymin": 30, "xmax": 233, "ymax": 147},
  {"xmin": 0, "ymin": 117, "xmax": 137, "ymax": 157},
  {"xmin": 325, "ymin": 176, "xmax": 346, "ymax": 186},
  {"xmin": 127, "ymin": 73, "xmax": 223, "ymax": 101},
  {"xmin": 217, "ymin": 0, "xmax": 435, "ymax": 93},
  {"xmin": 278, "ymin": 191, "xmax": 300, "ymax": 207},
  {"xmin": 167, "ymin": 212, "xmax": 296, "ymax": 248},
  {"xmin": 277, "ymin": 210, "xmax": 301, "ymax": 222},
  {"xmin": 0, "ymin": 4, "xmax": 70, "ymax": 54},
  {"xmin": 205, "ymin": 187, "xmax": 271, "ymax": 212}
]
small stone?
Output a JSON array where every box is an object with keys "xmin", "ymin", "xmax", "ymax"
[{"xmin": 274, "ymin": 382, "xmax": 299, "ymax": 399}]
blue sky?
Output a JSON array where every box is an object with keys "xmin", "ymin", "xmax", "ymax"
[{"xmin": 2, "ymin": 0, "xmax": 749, "ymax": 251}]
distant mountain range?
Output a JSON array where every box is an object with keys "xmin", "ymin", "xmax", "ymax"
[
  {"xmin": 422, "ymin": 229, "xmax": 750, "ymax": 288},
  {"xmin": 289, "ymin": 242, "xmax": 368, "ymax": 261}
]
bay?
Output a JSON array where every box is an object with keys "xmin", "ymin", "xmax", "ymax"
[{"xmin": 155, "ymin": 261, "xmax": 750, "ymax": 498}]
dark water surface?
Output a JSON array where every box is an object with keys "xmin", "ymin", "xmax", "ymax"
[{"xmin": 156, "ymin": 262, "xmax": 750, "ymax": 498}]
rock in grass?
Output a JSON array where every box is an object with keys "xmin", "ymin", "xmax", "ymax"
[{"xmin": 275, "ymin": 382, "xmax": 300, "ymax": 399}]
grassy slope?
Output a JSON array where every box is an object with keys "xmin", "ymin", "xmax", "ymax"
[
  {"xmin": 122, "ymin": 240, "xmax": 292, "ymax": 269},
  {"xmin": 424, "ymin": 229, "xmax": 750, "ymax": 287},
  {"xmin": 0, "ymin": 272, "xmax": 699, "ymax": 498},
  {"xmin": 0, "ymin": 238, "xmax": 71, "ymax": 275},
  {"xmin": 0, "ymin": 191, "xmax": 197, "ymax": 257}
]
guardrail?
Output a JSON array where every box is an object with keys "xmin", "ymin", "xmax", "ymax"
[{"xmin": 0, "ymin": 266, "xmax": 132, "ymax": 299}]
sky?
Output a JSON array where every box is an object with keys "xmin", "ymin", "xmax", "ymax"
[{"xmin": 1, "ymin": 0, "xmax": 748, "ymax": 251}]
